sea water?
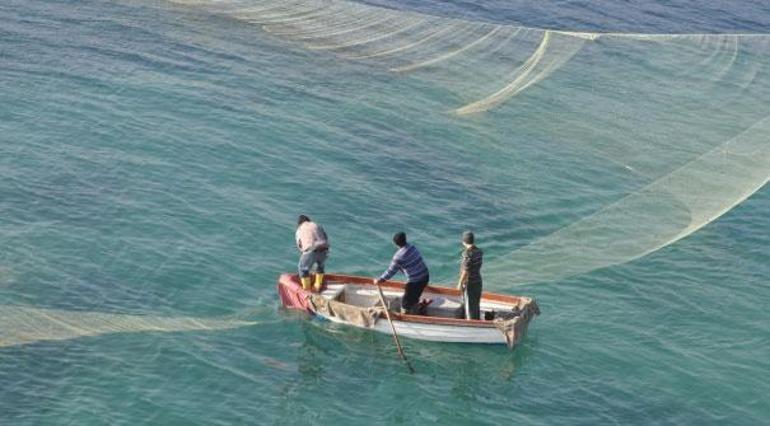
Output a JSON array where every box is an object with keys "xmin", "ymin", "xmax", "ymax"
[{"xmin": 1, "ymin": 0, "xmax": 769, "ymax": 424}]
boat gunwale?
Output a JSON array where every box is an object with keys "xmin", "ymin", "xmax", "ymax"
[{"xmin": 288, "ymin": 273, "xmax": 530, "ymax": 329}]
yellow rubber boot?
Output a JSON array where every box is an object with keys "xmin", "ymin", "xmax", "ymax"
[
  {"xmin": 300, "ymin": 276, "xmax": 312, "ymax": 291},
  {"xmin": 313, "ymin": 274, "xmax": 324, "ymax": 293}
]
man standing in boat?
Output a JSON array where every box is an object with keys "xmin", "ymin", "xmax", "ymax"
[
  {"xmin": 296, "ymin": 215, "xmax": 329, "ymax": 293},
  {"xmin": 374, "ymin": 232, "xmax": 430, "ymax": 314},
  {"xmin": 457, "ymin": 231, "xmax": 483, "ymax": 320}
]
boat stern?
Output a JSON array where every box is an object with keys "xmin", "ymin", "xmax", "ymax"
[{"xmin": 276, "ymin": 273, "xmax": 311, "ymax": 311}]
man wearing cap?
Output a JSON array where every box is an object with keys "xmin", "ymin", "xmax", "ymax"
[
  {"xmin": 374, "ymin": 232, "xmax": 430, "ymax": 314},
  {"xmin": 295, "ymin": 215, "xmax": 329, "ymax": 292},
  {"xmin": 457, "ymin": 231, "xmax": 483, "ymax": 320}
]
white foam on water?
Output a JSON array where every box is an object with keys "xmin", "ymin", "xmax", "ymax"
[{"xmin": 0, "ymin": 305, "xmax": 260, "ymax": 348}]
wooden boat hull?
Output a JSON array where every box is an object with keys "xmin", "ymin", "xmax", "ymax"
[
  {"xmin": 356, "ymin": 316, "xmax": 506, "ymax": 344},
  {"xmin": 277, "ymin": 273, "xmax": 539, "ymax": 347}
]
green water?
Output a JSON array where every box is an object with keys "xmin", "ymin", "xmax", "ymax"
[{"xmin": 1, "ymin": 0, "xmax": 769, "ymax": 424}]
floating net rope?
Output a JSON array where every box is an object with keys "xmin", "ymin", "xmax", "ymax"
[
  {"xmin": 167, "ymin": 0, "xmax": 770, "ymax": 285},
  {"xmin": 0, "ymin": 305, "xmax": 260, "ymax": 348}
]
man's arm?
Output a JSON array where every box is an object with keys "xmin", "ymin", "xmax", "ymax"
[
  {"xmin": 457, "ymin": 250, "xmax": 470, "ymax": 290},
  {"xmin": 319, "ymin": 225, "xmax": 328, "ymax": 242},
  {"xmin": 375, "ymin": 256, "xmax": 400, "ymax": 284},
  {"xmin": 457, "ymin": 269, "xmax": 469, "ymax": 290},
  {"xmin": 315, "ymin": 225, "xmax": 329, "ymax": 251}
]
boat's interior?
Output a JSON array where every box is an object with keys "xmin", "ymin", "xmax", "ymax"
[{"xmin": 321, "ymin": 283, "xmax": 516, "ymax": 320}]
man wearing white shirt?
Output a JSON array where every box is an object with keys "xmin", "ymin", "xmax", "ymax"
[{"xmin": 295, "ymin": 215, "xmax": 329, "ymax": 292}]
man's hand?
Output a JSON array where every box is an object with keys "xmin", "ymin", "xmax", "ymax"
[
  {"xmin": 373, "ymin": 278, "xmax": 382, "ymax": 285},
  {"xmin": 456, "ymin": 282, "xmax": 465, "ymax": 291}
]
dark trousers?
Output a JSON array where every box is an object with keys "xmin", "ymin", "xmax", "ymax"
[
  {"xmin": 464, "ymin": 280, "xmax": 482, "ymax": 320},
  {"xmin": 401, "ymin": 275, "xmax": 429, "ymax": 313}
]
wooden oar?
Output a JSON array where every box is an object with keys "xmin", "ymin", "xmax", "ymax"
[{"xmin": 375, "ymin": 282, "xmax": 415, "ymax": 374}]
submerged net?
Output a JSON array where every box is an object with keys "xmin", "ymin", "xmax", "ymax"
[
  {"xmin": 169, "ymin": 0, "xmax": 769, "ymax": 284},
  {"xmin": 0, "ymin": 305, "xmax": 258, "ymax": 347}
]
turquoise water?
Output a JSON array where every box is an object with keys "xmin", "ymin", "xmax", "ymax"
[{"xmin": 1, "ymin": 0, "xmax": 769, "ymax": 424}]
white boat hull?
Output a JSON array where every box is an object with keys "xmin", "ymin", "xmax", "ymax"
[
  {"xmin": 319, "ymin": 312, "xmax": 507, "ymax": 344},
  {"xmin": 278, "ymin": 273, "xmax": 539, "ymax": 347}
]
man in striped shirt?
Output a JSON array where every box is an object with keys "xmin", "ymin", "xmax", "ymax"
[{"xmin": 374, "ymin": 232, "xmax": 430, "ymax": 314}]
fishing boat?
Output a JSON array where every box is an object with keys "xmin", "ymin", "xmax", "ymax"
[{"xmin": 277, "ymin": 273, "xmax": 539, "ymax": 348}]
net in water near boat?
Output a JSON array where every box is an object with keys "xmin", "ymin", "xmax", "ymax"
[
  {"xmin": 0, "ymin": 305, "xmax": 259, "ymax": 347},
  {"xmin": 172, "ymin": 0, "xmax": 770, "ymax": 284}
]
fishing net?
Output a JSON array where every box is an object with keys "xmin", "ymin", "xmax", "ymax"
[
  {"xmin": 0, "ymin": 305, "xmax": 258, "ymax": 347},
  {"xmin": 170, "ymin": 0, "xmax": 769, "ymax": 284}
]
